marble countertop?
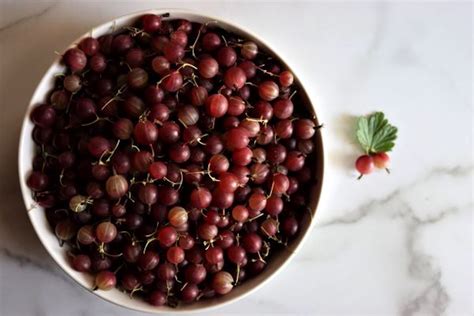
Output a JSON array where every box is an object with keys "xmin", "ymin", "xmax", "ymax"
[{"xmin": 0, "ymin": 1, "xmax": 472, "ymax": 315}]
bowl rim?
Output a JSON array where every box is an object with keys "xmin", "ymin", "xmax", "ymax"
[{"xmin": 18, "ymin": 8, "xmax": 326, "ymax": 314}]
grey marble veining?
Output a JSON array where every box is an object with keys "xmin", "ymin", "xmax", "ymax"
[
  {"xmin": 318, "ymin": 164, "xmax": 472, "ymax": 315},
  {"xmin": 0, "ymin": 2, "xmax": 57, "ymax": 34},
  {"xmin": 320, "ymin": 165, "xmax": 473, "ymax": 226},
  {"xmin": 1, "ymin": 248, "xmax": 56, "ymax": 276},
  {"xmin": 0, "ymin": 1, "xmax": 472, "ymax": 316}
]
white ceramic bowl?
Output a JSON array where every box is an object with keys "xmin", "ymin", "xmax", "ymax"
[{"xmin": 18, "ymin": 9, "xmax": 325, "ymax": 313}]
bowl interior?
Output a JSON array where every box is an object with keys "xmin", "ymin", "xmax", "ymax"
[{"xmin": 18, "ymin": 9, "xmax": 324, "ymax": 313}]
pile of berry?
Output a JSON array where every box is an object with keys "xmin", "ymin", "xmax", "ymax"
[{"xmin": 26, "ymin": 13, "xmax": 319, "ymax": 306}]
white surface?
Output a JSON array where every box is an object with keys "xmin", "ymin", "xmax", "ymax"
[{"xmin": 0, "ymin": 1, "xmax": 472, "ymax": 316}]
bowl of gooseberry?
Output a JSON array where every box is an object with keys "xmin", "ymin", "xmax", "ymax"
[{"xmin": 18, "ymin": 9, "xmax": 324, "ymax": 313}]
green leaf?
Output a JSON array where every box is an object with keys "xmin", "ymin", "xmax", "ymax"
[{"xmin": 356, "ymin": 112, "xmax": 398, "ymax": 154}]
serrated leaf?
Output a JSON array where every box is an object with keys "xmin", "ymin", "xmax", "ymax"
[
  {"xmin": 372, "ymin": 125, "xmax": 397, "ymax": 153},
  {"xmin": 356, "ymin": 112, "xmax": 398, "ymax": 154},
  {"xmin": 356, "ymin": 117, "xmax": 370, "ymax": 152}
]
